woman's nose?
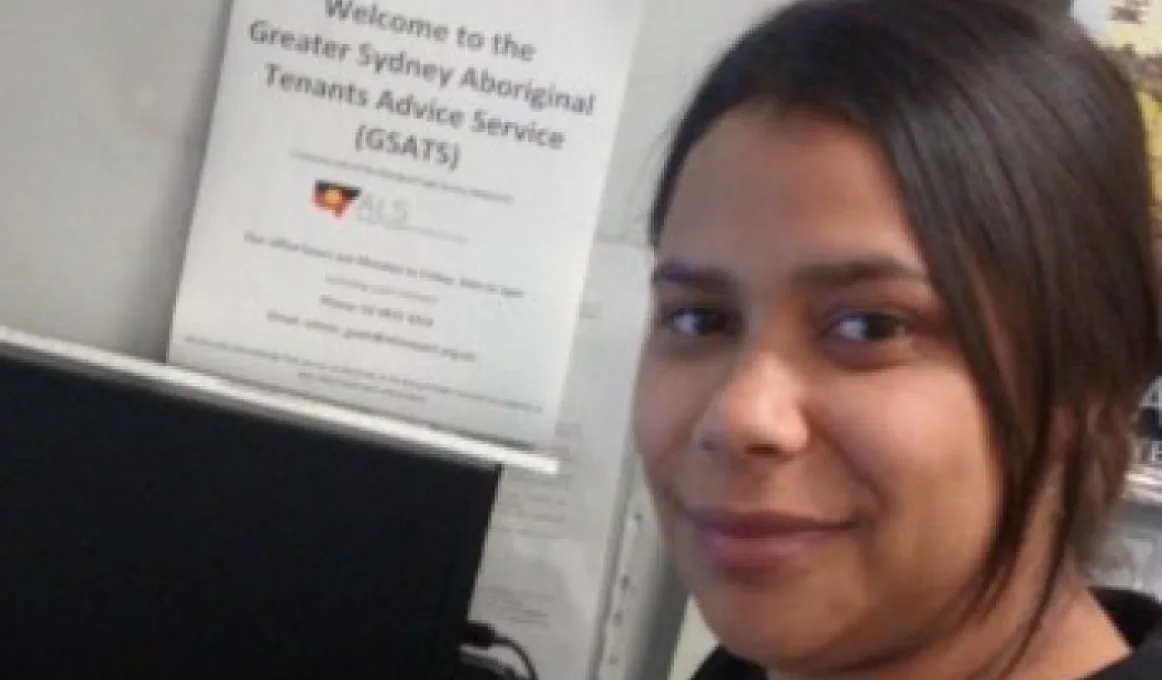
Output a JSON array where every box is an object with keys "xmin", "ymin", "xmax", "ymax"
[{"xmin": 691, "ymin": 348, "xmax": 811, "ymax": 462}]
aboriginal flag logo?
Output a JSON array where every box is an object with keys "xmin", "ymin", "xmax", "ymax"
[{"xmin": 313, "ymin": 181, "xmax": 362, "ymax": 218}]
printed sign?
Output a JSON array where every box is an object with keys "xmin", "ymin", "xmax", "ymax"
[{"xmin": 169, "ymin": 0, "xmax": 644, "ymax": 448}]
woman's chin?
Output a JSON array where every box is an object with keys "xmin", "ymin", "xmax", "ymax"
[{"xmin": 695, "ymin": 587, "xmax": 844, "ymax": 672}]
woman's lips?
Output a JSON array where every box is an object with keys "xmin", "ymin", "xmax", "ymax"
[{"xmin": 686, "ymin": 507, "xmax": 853, "ymax": 573}]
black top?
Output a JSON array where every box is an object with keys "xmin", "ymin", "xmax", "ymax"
[{"xmin": 692, "ymin": 589, "xmax": 1162, "ymax": 680}]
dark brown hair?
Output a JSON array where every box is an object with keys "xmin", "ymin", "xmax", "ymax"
[{"xmin": 650, "ymin": 0, "xmax": 1158, "ymax": 650}]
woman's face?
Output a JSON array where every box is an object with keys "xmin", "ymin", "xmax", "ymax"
[{"xmin": 634, "ymin": 110, "xmax": 1001, "ymax": 671}]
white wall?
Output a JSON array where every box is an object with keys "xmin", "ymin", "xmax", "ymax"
[
  {"xmin": 0, "ymin": 2, "xmax": 233, "ymax": 357},
  {"xmin": 668, "ymin": 600, "xmax": 717, "ymax": 680},
  {"xmin": 1074, "ymin": 0, "xmax": 1110, "ymax": 39}
]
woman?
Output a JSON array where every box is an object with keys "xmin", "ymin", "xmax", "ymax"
[{"xmin": 632, "ymin": 1, "xmax": 1162, "ymax": 678}]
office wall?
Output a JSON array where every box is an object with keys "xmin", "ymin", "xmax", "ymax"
[{"xmin": 0, "ymin": 2, "xmax": 232, "ymax": 357}]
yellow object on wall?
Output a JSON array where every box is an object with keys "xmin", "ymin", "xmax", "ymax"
[{"xmin": 1107, "ymin": 1, "xmax": 1162, "ymax": 227}]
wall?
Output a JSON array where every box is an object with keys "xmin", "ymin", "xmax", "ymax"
[{"xmin": 0, "ymin": 2, "xmax": 232, "ymax": 356}]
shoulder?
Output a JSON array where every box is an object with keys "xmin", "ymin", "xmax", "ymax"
[
  {"xmin": 1096, "ymin": 588, "xmax": 1162, "ymax": 648},
  {"xmin": 1090, "ymin": 640, "xmax": 1162, "ymax": 679},
  {"xmin": 1091, "ymin": 588, "xmax": 1162, "ymax": 680},
  {"xmin": 689, "ymin": 647, "xmax": 764, "ymax": 680},
  {"xmin": 687, "ymin": 589, "xmax": 1162, "ymax": 680}
]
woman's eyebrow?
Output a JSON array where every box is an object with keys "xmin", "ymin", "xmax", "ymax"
[
  {"xmin": 650, "ymin": 260, "xmax": 737, "ymax": 294},
  {"xmin": 789, "ymin": 255, "xmax": 929, "ymax": 289},
  {"xmin": 649, "ymin": 255, "xmax": 928, "ymax": 293}
]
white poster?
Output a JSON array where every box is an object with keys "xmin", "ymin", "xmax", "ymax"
[
  {"xmin": 168, "ymin": 0, "xmax": 645, "ymax": 448},
  {"xmin": 471, "ymin": 242, "xmax": 652, "ymax": 680}
]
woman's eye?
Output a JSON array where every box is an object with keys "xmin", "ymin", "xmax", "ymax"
[
  {"xmin": 827, "ymin": 312, "xmax": 908, "ymax": 343},
  {"xmin": 660, "ymin": 307, "xmax": 734, "ymax": 337}
]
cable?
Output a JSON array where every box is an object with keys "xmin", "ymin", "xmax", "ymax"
[
  {"xmin": 492, "ymin": 633, "xmax": 539, "ymax": 680},
  {"xmin": 457, "ymin": 649, "xmax": 521, "ymax": 679},
  {"xmin": 462, "ymin": 621, "xmax": 540, "ymax": 680}
]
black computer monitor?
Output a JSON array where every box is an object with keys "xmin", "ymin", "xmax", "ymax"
[{"xmin": 0, "ymin": 338, "xmax": 502, "ymax": 679}]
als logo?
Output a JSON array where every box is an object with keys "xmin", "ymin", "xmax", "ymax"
[{"xmin": 312, "ymin": 180, "xmax": 362, "ymax": 217}]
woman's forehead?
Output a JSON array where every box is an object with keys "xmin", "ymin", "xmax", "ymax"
[{"xmin": 658, "ymin": 109, "xmax": 926, "ymax": 285}]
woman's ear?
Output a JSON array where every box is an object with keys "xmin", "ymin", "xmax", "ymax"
[
  {"xmin": 1044, "ymin": 398, "xmax": 1136, "ymax": 564},
  {"xmin": 1048, "ymin": 399, "xmax": 1133, "ymax": 500},
  {"xmin": 1083, "ymin": 401, "xmax": 1135, "ymax": 510}
]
